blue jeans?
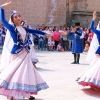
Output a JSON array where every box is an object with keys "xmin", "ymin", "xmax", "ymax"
[{"xmin": 38, "ymin": 39, "xmax": 44, "ymax": 50}]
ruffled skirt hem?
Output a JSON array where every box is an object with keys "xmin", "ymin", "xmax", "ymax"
[
  {"xmin": 77, "ymin": 55, "xmax": 100, "ymax": 89},
  {"xmin": 0, "ymin": 50, "xmax": 49, "ymax": 99}
]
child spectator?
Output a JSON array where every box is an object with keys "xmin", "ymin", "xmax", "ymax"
[
  {"xmin": 57, "ymin": 42, "xmax": 64, "ymax": 52},
  {"xmin": 84, "ymin": 41, "xmax": 90, "ymax": 52}
]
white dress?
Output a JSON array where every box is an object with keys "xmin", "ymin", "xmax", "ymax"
[
  {"xmin": 0, "ymin": 26, "xmax": 48, "ymax": 99},
  {"xmin": 77, "ymin": 22, "xmax": 100, "ymax": 90}
]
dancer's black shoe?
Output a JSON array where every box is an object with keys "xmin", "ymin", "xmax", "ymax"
[
  {"xmin": 75, "ymin": 77, "xmax": 80, "ymax": 81},
  {"xmin": 71, "ymin": 62, "xmax": 77, "ymax": 64},
  {"xmin": 29, "ymin": 96, "xmax": 35, "ymax": 100},
  {"xmin": 76, "ymin": 62, "xmax": 80, "ymax": 64}
]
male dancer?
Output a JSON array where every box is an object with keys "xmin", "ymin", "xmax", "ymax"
[{"xmin": 69, "ymin": 23, "xmax": 83, "ymax": 64}]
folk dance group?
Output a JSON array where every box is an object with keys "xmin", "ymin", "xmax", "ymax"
[
  {"xmin": 69, "ymin": 10, "xmax": 100, "ymax": 91},
  {"xmin": 0, "ymin": 0, "xmax": 100, "ymax": 100}
]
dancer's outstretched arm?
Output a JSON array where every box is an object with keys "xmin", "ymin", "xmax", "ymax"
[
  {"xmin": 25, "ymin": 28, "xmax": 53, "ymax": 37},
  {"xmin": 0, "ymin": 0, "xmax": 13, "ymax": 30},
  {"xmin": 90, "ymin": 11, "xmax": 100, "ymax": 35}
]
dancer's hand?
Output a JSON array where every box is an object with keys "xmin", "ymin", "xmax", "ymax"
[
  {"xmin": 93, "ymin": 11, "xmax": 97, "ymax": 20},
  {"xmin": 71, "ymin": 27, "xmax": 76, "ymax": 32},
  {"xmin": 1, "ymin": 0, "xmax": 11, "ymax": 8}
]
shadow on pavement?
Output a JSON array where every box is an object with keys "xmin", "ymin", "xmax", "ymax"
[
  {"xmin": 37, "ymin": 55, "xmax": 45, "ymax": 57},
  {"xmin": 36, "ymin": 67, "xmax": 54, "ymax": 72},
  {"xmin": 38, "ymin": 62, "xmax": 48, "ymax": 64},
  {"xmin": 82, "ymin": 88, "xmax": 100, "ymax": 98},
  {"xmin": 79, "ymin": 63, "xmax": 90, "ymax": 65}
]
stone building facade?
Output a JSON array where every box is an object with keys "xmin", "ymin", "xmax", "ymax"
[
  {"xmin": 66, "ymin": 0, "xmax": 100, "ymax": 27},
  {"xmin": 0, "ymin": 0, "xmax": 100, "ymax": 27},
  {"xmin": 0, "ymin": 0, "xmax": 66, "ymax": 27}
]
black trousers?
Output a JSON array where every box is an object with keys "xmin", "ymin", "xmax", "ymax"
[
  {"xmin": 55, "ymin": 41, "xmax": 59, "ymax": 50},
  {"xmin": 73, "ymin": 53, "xmax": 80, "ymax": 63}
]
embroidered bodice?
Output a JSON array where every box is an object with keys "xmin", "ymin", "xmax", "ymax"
[
  {"xmin": 0, "ymin": 7, "xmax": 46, "ymax": 54},
  {"xmin": 16, "ymin": 26, "xmax": 26, "ymax": 41}
]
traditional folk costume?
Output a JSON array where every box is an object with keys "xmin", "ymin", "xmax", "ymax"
[
  {"xmin": 86, "ymin": 22, "xmax": 100, "ymax": 62},
  {"xmin": 0, "ymin": 7, "xmax": 48, "ymax": 99},
  {"xmin": 21, "ymin": 21, "xmax": 39, "ymax": 64},
  {"xmin": 68, "ymin": 23, "xmax": 83, "ymax": 64},
  {"xmin": 1, "ymin": 21, "xmax": 39, "ymax": 71},
  {"xmin": 77, "ymin": 20, "xmax": 100, "ymax": 90}
]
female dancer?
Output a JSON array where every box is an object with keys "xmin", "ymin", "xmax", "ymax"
[
  {"xmin": 77, "ymin": 11, "xmax": 100, "ymax": 91},
  {"xmin": 0, "ymin": 0, "xmax": 51, "ymax": 99},
  {"xmin": 21, "ymin": 21, "xmax": 39, "ymax": 68}
]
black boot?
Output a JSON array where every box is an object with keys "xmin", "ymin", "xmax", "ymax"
[
  {"xmin": 76, "ymin": 54, "xmax": 80, "ymax": 64},
  {"xmin": 29, "ymin": 96, "xmax": 35, "ymax": 100},
  {"xmin": 71, "ymin": 53, "xmax": 77, "ymax": 64}
]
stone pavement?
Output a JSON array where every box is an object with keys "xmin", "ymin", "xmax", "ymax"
[{"xmin": 0, "ymin": 51, "xmax": 100, "ymax": 100}]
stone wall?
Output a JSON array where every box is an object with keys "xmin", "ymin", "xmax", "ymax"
[
  {"xmin": 0, "ymin": 0, "xmax": 67, "ymax": 27},
  {"xmin": 69, "ymin": 0, "xmax": 100, "ymax": 27},
  {"xmin": 1, "ymin": 0, "xmax": 100, "ymax": 27},
  {"xmin": 66, "ymin": 0, "xmax": 76, "ymax": 26},
  {"xmin": 45, "ymin": 0, "xmax": 67, "ymax": 26},
  {"xmin": 87, "ymin": 0, "xmax": 100, "ymax": 12}
]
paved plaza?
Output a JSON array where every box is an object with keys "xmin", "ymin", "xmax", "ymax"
[{"xmin": 0, "ymin": 51, "xmax": 100, "ymax": 100}]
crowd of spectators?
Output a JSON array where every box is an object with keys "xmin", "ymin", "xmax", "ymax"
[
  {"xmin": 34, "ymin": 24, "xmax": 94, "ymax": 52},
  {"xmin": 0, "ymin": 23, "xmax": 7, "ymax": 49},
  {"xmin": 0, "ymin": 23, "xmax": 94, "ymax": 52}
]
